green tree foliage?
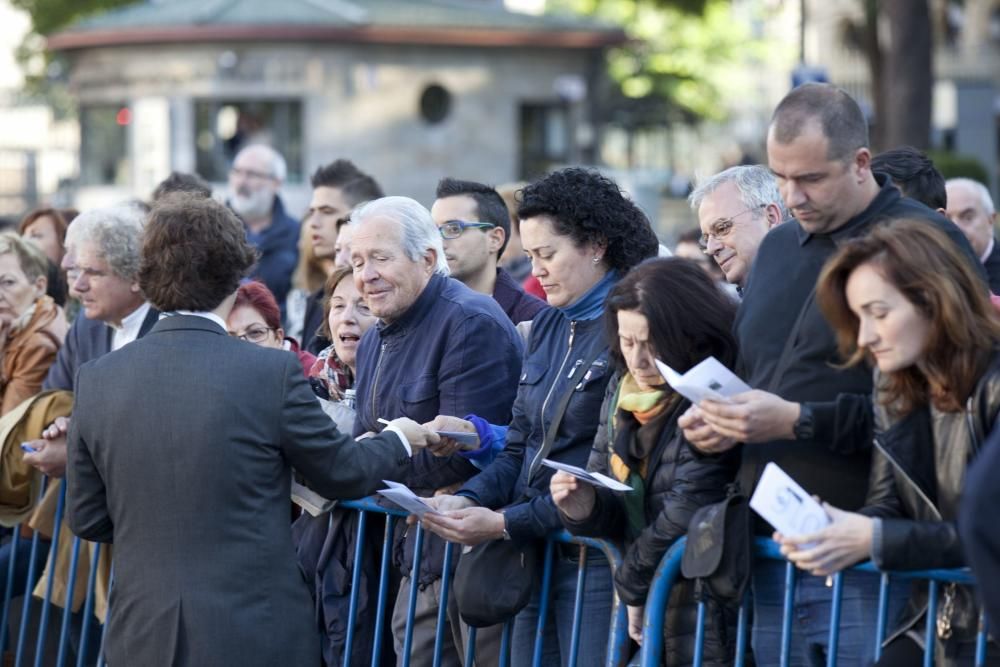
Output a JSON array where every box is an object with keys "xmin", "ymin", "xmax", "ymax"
[
  {"xmin": 550, "ymin": 0, "xmax": 762, "ymax": 123},
  {"xmin": 12, "ymin": 0, "xmax": 137, "ymax": 36}
]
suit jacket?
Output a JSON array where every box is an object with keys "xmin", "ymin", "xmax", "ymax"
[
  {"xmin": 43, "ymin": 306, "xmax": 159, "ymax": 392},
  {"xmin": 66, "ymin": 315, "xmax": 410, "ymax": 667},
  {"xmin": 983, "ymin": 237, "xmax": 1000, "ymax": 294}
]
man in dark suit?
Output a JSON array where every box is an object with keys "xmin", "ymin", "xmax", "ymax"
[
  {"xmin": 946, "ymin": 177, "xmax": 1000, "ymax": 293},
  {"xmin": 66, "ymin": 194, "xmax": 436, "ymax": 667}
]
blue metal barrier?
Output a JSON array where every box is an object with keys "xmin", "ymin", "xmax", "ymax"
[
  {"xmin": 639, "ymin": 536, "xmax": 991, "ymax": 667},
  {"xmin": 337, "ymin": 497, "xmax": 630, "ymax": 667}
]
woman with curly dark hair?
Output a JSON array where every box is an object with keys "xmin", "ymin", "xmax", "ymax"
[{"xmin": 420, "ymin": 168, "xmax": 660, "ymax": 666}]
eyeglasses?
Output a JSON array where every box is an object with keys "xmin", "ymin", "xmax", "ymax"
[
  {"xmin": 437, "ymin": 220, "xmax": 496, "ymax": 240},
  {"xmin": 698, "ymin": 205, "xmax": 766, "ymax": 250},
  {"xmin": 230, "ymin": 326, "xmax": 276, "ymax": 343}
]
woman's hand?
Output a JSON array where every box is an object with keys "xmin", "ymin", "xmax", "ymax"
[
  {"xmin": 405, "ymin": 494, "xmax": 475, "ymax": 526},
  {"xmin": 549, "ymin": 471, "xmax": 596, "ymax": 522},
  {"xmin": 420, "ymin": 507, "xmax": 506, "ymax": 546},
  {"xmin": 422, "ymin": 416, "xmax": 478, "ymax": 457},
  {"xmin": 627, "ymin": 605, "xmax": 644, "ymax": 645},
  {"xmin": 777, "ymin": 503, "xmax": 875, "ymax": 576}
]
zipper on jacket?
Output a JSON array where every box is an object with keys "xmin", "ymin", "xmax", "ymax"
[
  {"xmin": 529, "ymin": 321, "xmax": 577, "ymax": 477},
  {"xmin": 872, "ymin": 435, "xmax": 942, "ymax": 520},
  {"xmin": 370, "ymin": 342, "xmax": 388, "ymax": 428}
]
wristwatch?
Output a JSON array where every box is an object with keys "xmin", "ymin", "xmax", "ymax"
[
  {"xmin": 793, "ymin": 403, "xmax": 815, "ymax": 441},
  {"xmin": 501, "ymin": 514, "xmax": 512, "ymax": 541}
]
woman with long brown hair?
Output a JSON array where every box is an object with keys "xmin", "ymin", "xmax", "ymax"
[{"xmin": 779, "ymin": 218, "xmax": 1000, "ymax": 665}]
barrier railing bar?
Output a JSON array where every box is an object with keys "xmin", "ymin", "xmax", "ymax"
[
  {"xmin": 976, "ymin": 610, "xmax": 988, "ymax": 667},
  {"xmin": 734, "ymin": 594, "xmax": 750, "ymax": 667},
  {"xmin": 638, "ymin": 538, "xmax": 684, "ymax": 667},
  {"xmin": 499, "ymin": 620, "xmax": 513, "ymax": 667},
  {"xmin": 874, "ymin": 572, "xmax": 890, "ymax": 661},
  {"xmin": 566, "ymin": 545, "xmax": 589, "ymax": 667},
  {"xmin": 924, "ymin": 580, "xmax": 938, "ymax": 667},
  {"xmin": 463, "ymin": 625, "xmax": 478, "ymax": 666},
  {"xmin": 692, "ymin": 599, "xmax": 706, "ymax": 667},
  {"xmin": 431, "ymin": 542, "xmax": 455, "ymax": 667},
  {"xmin": 370, "ymin": 514, "xmax": 395, "ymax": 667},
  {"xmin": 400, "ymin": 523, "xmax": 425, "ymax": 667},
  {"xmin": 343, "ymin": 509, "xmax": 368, "ymax": 667},
  {"xmin": 531, "ymin": 539, "xmax": 555, "ymax": 667},
  {"xmin": 34, "ymin": 484, "xmax": 67, "ymax": 667},
  {"xmin": 825, "ymin": 572, "xmax": 844, "ymax": 667},
  {"xmin": 15, "ymin": 476, "xmax": 48, "ymax": 667},
  {"xmin": 779, "ymin": 561, "xmax": 795, "ymax": 667},
  {"xmin": 75, "ymin": 542, "xmax": 100, "ymax": 667},
  {"xmin": 95, "ymin": 564, "xmax": 113, "ymax": 667},
  {"xmin": 55, "ymin": 536, "xmax": 82, "ymax": 667},
  {"xmin": 0, "ymin": 529, "xmax": 22, "ymax": 655}
]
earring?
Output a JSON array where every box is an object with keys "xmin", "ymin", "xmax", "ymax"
[{"xmin": 592, "ymin": 256, "xmax": 601, "ymax": 264}]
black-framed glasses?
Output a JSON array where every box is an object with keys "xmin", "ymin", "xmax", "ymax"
[
  {"xmin": 437, "ymin": 220, "xmax": 496, "ymax": 240},
  {"xmin": 698, "ymin": 205, "xmax": 766, "ymax": 250},
  {"xmin": 230, "ymin": 326, "xmax": 276, "ymax": 343}
]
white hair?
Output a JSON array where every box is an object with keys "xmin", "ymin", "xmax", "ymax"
[
  {"xmin": 689, "ymin": 164, "xmax": 789, "ymax": 221},
  {"xmin": 352, "ymin": 196, "xmax": 449, "ymax": 276},
  {"xmin": 236, "ymin": 144, "xmax": 287, "ymax": 183},
  {"xmin": 66, "ymin": 203, "xmax": 147, "ymax": 281},
  {"xmin": 946, "ymin": 178, "xmax": 995, "ymax": 215}
]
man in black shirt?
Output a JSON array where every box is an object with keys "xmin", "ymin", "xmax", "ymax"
[{"xmin": 681, "ymin": 83, "xmax": 983, "ymax": 667}]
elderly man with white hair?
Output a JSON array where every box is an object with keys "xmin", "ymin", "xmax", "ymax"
[
  {"xmin": 689, "ymin": 164, "xmax": 787, "ymax": 293},
  {"xmin": 227, "ymin": 144, "xmax": 299, "ymax": 310},
  {"xmin": 349, "ymin": 196, "xmax": 524, "ymax": 666},
  {"xmin": 946, "ymin": 177, "xmax": 1000, "ymax": 293}
]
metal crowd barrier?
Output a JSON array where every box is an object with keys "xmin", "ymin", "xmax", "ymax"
[
  {"xmin": 0, "ymin": 490, "xmax": 629, "ymax": 667},
  {"xmin": 639, "ymin": 536, "xmax": 991, "ymax": 667}
]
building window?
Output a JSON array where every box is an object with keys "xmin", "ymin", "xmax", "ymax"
[
  {"xmin": 519, "ymin": 103, "xmax": 570, "ymax": 181},
  {"xmin": 79, "ymin": 105, "xmax": 130, "ymax": 186},
  {"xmin": 194, "ymin": 99, "xmax": 303, "ymax": 183}
]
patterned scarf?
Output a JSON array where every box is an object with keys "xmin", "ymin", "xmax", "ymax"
[{"xmin": 308, "ymin": 345, "xmax": 354, "ymax": 401}]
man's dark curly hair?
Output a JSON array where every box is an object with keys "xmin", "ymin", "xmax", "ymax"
[
  {"xmin": 517, "ymin": 168, "xmax": 659, "ymax": 273},
  {"xmin": 139, "ymin": 194, "xmax": 257, "ymax": 312}
]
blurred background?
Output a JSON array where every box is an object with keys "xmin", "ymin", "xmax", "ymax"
[{"xmin": 0, "ymin": 0, "xmax": 997, "ymax": 241}]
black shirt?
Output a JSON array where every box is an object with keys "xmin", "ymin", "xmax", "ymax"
[{"xmin": 735, "ymin": 173, "xmax": 985, "ymax": 525}]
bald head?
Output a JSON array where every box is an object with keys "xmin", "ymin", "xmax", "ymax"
[{"xmin": 946, "ymin": 178, "xmax": 996, "ymax": 258}]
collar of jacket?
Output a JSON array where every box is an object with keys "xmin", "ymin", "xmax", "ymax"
[
  {"xmin": 795, "ymin": 172, "xmax": 900, "ymax": 247},
  {"xmin": 558, "ymin": 269, "xmax": 619, "ymax": 321},
  {"xmin": 150, "ymin": 313, "xmax": 227, "ymax": 336},
  {"xmin": 241, "ymin": 195, "xmax": 298, "ymax": 251},
  {"xmin": 375, "ymin": 272, "xmax": 446, "ymax": 338}
]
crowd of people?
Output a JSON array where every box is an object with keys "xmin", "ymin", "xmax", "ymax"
[{"xmin": 0, "ymin": 81, "xmax": 997, "ymax": 667}]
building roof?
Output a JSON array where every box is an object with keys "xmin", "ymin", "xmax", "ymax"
[{"xmin": 48, "ymin": 0, "xmax": 625, "ymax": 51}]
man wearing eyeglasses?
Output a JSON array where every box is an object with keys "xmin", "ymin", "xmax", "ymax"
[
  {"xmin": 226, "ymin": 144, "xmax": 299, "ymax": 313},
  {"xmin": 430, "ymin": 178, "xmax": 546, "ymax": 325},
  {"xmin": 688, "ymin": 164, "xmax": 786, "ymax": 293}
]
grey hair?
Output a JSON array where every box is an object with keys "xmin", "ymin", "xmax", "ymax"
[
  {"xmin": 689, "ymin": 164, "xmax": 789, "ymax": 222},
  {"xmin": 946, "ymin": 177, "xmax": 995, "ymax": 215},
  {"xmin": 65, "ymin": 204, "xmax": 147, "ymax": 282},
  {"xmin": 237, "ymin": 144, "xmax": 287, "ymax": 182},
  {"xmin": 352, "ymin": 196, "xmax": 449, "ymax": 276}
]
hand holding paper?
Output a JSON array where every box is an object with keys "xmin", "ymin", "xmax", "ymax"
[
  {"xmin": 377, "ymin": 480, "xmax": 440, "ymax": 518},
  {"xmin": 541, "ymin": 459, "xmax": 632, "ymax": 491},
  {"xmin": 655, "ymin": 357, "xmax": 751, "ymax": 406}
]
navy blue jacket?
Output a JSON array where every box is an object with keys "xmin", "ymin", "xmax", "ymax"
[
  {"xmin": 241, "ymin": 196, "xmax": 300, "ymax": 312},
  {"xmin": 492, "ymin": 268, "xmax": 547, "ymax": 325},
  {"xmin": 43, "ymin": 306, "xmax": 159, "ymax": 392},
  {"xmin": 458, "ymin": 307, "xmax": 612, "ymax": 545},
  {"xmin": 353, "ymin": 273, "xmax": 523, "ymax": 584}
]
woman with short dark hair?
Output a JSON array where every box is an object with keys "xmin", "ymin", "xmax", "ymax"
[
  {"xmin": 781, "ymin": 218, "xmax": 1000, "ymax": 665},
  {"xmin": 551, "ymin": 257, "xmax": 740, "ymax": 665},
  {"xmin": 421, "ymin": 168, "xmax": 660, "ymax": 666}
]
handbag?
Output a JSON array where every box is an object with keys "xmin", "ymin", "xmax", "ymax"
[
  {"xmin": 453, "ymin": 344, "xmax": 606, "ymax": 627},
  {"xmin": 680, "ymin": 484, "xmax": 751, "ymax": 603}
]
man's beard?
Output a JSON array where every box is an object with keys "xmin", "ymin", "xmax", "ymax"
[{"xmin": 230, "ymin": 188, "xmax": 274, "ymax": 219}]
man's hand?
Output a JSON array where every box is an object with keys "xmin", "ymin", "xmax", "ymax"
[
  {"xmin": 22, "ymin": 416, "xmax": 71, "ymax": 478},
  {"xmin": 420, "ymin": 506, "xmax": 506, "ymax": 546},
  {"xmin": 549, "ymin": 471, "xmax": 595, "ymax": 522},
  {"xmin": 678, "ymin": 406, "xmax": 739, "ymax": 454},
  {"xmin": 422, "ymin": 416, "xmax": 478, "ymax": 458},
  {"xmin": 697, "ymin": 390, "xmax": 800, "ymax": 444},
  {"xmin": 386, "ymin": 417, "xmax": 440, "ymax": 452},
  {"xmin": 627, "ymin": 605, "xmax": 644, "ymax": 645}
]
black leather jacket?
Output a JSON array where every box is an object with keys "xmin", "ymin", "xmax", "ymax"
[
  {"xmin": 861, "ymin": 353, "xmax": 1000, "ymax": 655},
  {"xmin": 564, "ymin": 373, "xmax": 740, "ymax": 666}
]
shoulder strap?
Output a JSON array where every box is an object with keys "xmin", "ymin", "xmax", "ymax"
[{"xmin": 526, "ymin": 343, "xmax": 606, "ymax": 484}]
